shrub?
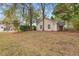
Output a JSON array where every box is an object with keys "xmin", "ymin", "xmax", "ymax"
[
  {"xmin": 13, "ymin": 20, "xmax": 20, "ymax": 31},
  {"xmin": 72, "ymin": 20, "xmax": 79, "ymax": 30},
  {"xmin": 32, "ymin": 26, "xmax": 36, "ymax": 31},
  {"xmin": 20, "ymin": 25, "xmax": 36, "ymax": 31},
  {"xmin": 20, "ymin": 25, "xmax": 30, "ymax": 31}
]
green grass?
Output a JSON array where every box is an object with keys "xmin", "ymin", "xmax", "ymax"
[{"xmin": 0, "ymin": 31, "xmax": 79, "ymax": 56}]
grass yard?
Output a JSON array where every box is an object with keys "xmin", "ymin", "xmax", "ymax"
[{"xmin": 0, "ymin": 31, "xmax": 79, "ymax": 56}]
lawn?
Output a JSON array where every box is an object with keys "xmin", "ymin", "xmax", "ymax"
[{"xmin": 0, "ymin": 31, "xmax": 79, "ymax": 56}]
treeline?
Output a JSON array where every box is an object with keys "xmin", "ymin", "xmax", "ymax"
[
  {"xmin": 1, "ymin": 3, "xmax": 79, "ymax": 31},
  {"xmin": 1, "ymin": 3, "xmax": 55, "ymax": 31},
  {"xmin": 54, "ymin": 3, "xmax": 79, "ymax": 31}
]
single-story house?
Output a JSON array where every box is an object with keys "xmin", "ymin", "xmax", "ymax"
[{"xmin": 36, "ymin": 18, "xmax": 58, "ymax": 31}]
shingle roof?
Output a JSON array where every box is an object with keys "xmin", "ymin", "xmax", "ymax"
[{"xmin": 37, "ymin": 18, "xmax": 56, "ymax": 24}]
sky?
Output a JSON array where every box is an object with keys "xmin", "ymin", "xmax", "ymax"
[
  {"xmin": 0, "ymin": 7, "xmax": 4, "ymax": 20},
  {"xmin": 0, "ymin": 3, "xmax": 56, "ymax": 21},
  {"xmin": 33, "ymin": 3, "xmax": 56, "ymax": 19}
]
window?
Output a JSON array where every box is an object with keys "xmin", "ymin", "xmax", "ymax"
[
  {"xmin": 48, "ymin": 24, "xmax": 51, "ymax": 29},
  {"xmin": 40, "ymin": 25, "xmax": 42, "ymax": 29},
  {"xmin": 1, "ymin": 26, "xmax": 3, "ymax": 29},
  {"xmin": 32, "ymin": 20, "xmax": 35, "ymax": 23}
]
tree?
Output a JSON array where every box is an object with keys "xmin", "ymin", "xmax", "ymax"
[
  {"xmin": 3, "ymin": 4, "xmax": 22, "ymax": 31},
  {"xmin": 26, "ymin": 3, "xmax": 32, "ymax": 31},
  {"xmin": 3, "ymin": 4, "xmax": 17, "ymax": 24},
  {"xmin": 71, "ymin": 4, "xmax": 79, "ymax": 30},
  {"xmin": 26, "ymin": 3, "xmax": 33, "ymax": 31},
  {"xmin": 26, "ymin": 3, "xmax": 38, "ymax": 31},
  {"xmin": 41, "ymin": 3, "xmax": 45, "ymax": 31},
  {"xmin": 54, "ymin": 4, "xmax": 74, "ymax": 30},
  {"xmin": 12, "ymin": 19, "xmax": 20, "ymax": 32},
  {"xmin": 51, "ymin": 16, "xmax": 54, "ymax": 20},
  {"xmin": 33, "ymin": 10, "xmax": 39, "ymax": 20},
  {"xmin": 53, "ymin": 3, "xmax": 79, "ymax": 31}
]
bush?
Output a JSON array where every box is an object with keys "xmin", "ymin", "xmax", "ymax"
[
  {"xmin": 20, "ymin": 25, "xmax": 30, "ymax": 31},
  {"xmin": 13, "ymin": 20, "xmax": 20, "ymax": 31},
  {"xmin": 32, "ymin": 26, "xmax": 36, "ymax": 31},
  {"xmin": 20, "ymin": 25, "xmax": 36, "ymax": 31},
  {"xmin": 72, "ymin": 20, "xmax": 79, "ymax": 30}
]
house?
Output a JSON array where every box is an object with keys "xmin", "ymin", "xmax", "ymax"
[
  {"xmin": 0, "ymin": 23, "xmax": 15, "ymax": 32},
  {"xmin": 36, "ymin": 18, "xmax": 58, "ymax": 31},
  {"xmin": 0, "ymin": 24, "xmax": 5, "ymax": 31}
]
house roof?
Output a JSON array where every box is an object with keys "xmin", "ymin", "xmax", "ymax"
[{"xmin": 37, "ymin": 18, "xmax": 57, "ymax": 24}]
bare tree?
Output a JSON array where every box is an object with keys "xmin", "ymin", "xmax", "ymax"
[{"xmin": 41, "ymin": 3, "xmax": 45, "ymax": 31}]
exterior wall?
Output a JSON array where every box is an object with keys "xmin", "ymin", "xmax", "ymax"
[
  {"xmin": 0, "ymin": 24, "xmax": 5, "ymax": 31},
  {"xmin": 36, "ymin": 19, "xmax": 58, "ymax": 31},
  {"xmin": 37, "ymin": 21, "xmax": 43, "ymax": 31},
  {"xmin": 0, "ymin": 24, "xmax": 16, "ymax": 32},
  {"xmin": 52, "ymin": 22, "xmax": 58, "ymax": 31}
]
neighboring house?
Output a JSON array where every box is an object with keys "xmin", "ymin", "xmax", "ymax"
[
  {"xmin": 36, "ymin": 18, "xmax": 58, "ymax": 31},
  {"xmin": 0, "ymin": 23, "xmax": 15, "ymax": 32},
  {"xmin": 0, "ymin": 24, "xmax": 5, "ymax": 31}
]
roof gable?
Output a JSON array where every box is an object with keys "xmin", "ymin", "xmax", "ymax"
[{"xmin": 37, "ymin": 18, "xmax": 56, "ymax": 24}]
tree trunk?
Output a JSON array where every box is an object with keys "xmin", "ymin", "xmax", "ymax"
[
  {"xmin": 42, "ymin": 7, "xmax": 44, "ymax": 31},
  {"xmin": 67, "ymin": 21, "xmax": 70, "ymax": 30},
  {"xmin": 29, "ymin": 3, "xmax": 32, "ymax": 31},
  {"xmin": 41, "ymin": 3, "xmax": 45, "ymax": 31},
  {"xmin": 22, "ymin": 5, "xmax": 25, "ymax": 21}
]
